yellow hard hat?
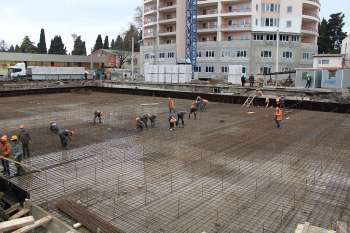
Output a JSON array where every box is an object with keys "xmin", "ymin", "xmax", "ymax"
[{"xmin": 11, "ymin": 135, "xmax": 18, "ymax": 141}]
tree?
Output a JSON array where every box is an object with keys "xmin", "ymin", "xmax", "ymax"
[
  {"xmin": 37, "ymin": 28, "xmax": 47, "ymax": 54},
  {"xmin": 134, "ymin": 6, "xmax": 143, "ymax": 30},
  {"xmin": 116, "ymin": 51, "xmax": 131, "ymax": 68},
  {"xmin": 115, "ymin": 35, "xmax": 123, "ymax": 50},
  {"xmin": 123, "ymin": 24, "xmax": 142, "ymax": 52},
  {"xmin": 48, "ymin": 35, "xmax": 67, "ymax": 55},
  {"xmin": 72, "ymin": 35, "xmax": 87, "ymax": 55},
  {"xmin": 20, "ymin": 36, "xmax": 37, "ymax": 53},
  {"xmin": 93, "ymin": 34, "xmax": 103, "ymax": 51},
  {"xmin": 15, "ymin": 45, "xmax": 21, "ymax": 53},
  {"xmin": 327, "ymin": 13, "xmax": 347, "ymax": 53},
  {"xmin": 0, "ymin": 40, "xmax": 8, "ymax": 52},
  {"xmin": 8, "ymin": 45, "xmax": 15, "ymax": 52},
  {"xmin": 318, "ymin": 18, "xmax": 330, "ymax": 54},
  {"xmin": 110, "ymin": 39, "xmax": 115, "ymax": 49},
  {"xmin": 103, "ymin": 36, "xmax": 109, "ymax": 49}
]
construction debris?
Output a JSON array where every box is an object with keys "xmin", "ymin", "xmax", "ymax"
[{"xmin": 0, "ymin": 216, "xmax": 35, "ymax": 232}]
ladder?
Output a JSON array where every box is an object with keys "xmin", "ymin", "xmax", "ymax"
[{"xmin": 242, "ymin": 94, "xmax": 256, "ymax": 108}]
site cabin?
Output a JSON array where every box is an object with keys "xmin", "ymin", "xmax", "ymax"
[
  {"xmin": 27, "ymin": 66, "xmax": 86, "ymax": 81},
  {"xmin": 295, "ymin": 68, "xmax": 350, "ymax": 89}
]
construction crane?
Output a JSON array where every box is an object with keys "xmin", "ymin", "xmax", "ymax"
[{"xmin": 186, "ymin": 0, "xmax": 198, "ymax": 78}]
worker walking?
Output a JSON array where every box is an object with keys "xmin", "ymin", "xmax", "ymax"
[
  {"xmin": 249, "ymin": 74, "xmax": 255, "ymax": 87},
  {"xmin": 58, "ymin": 129, "xmax": 74, "ymax": 149},
  {"xmin": 274, "ymin": 107, "xmax": 283, "ymax": 129},
  {"xmin": 93, "ymin": 110, "xmax": 104, "ymax": 124},
  {"xmin": 18, "ymin": 125, "xmax": 31, "ymax": 159},
  {"xmin": 0, "ymin": 136, "xmax": 11, "ymax": 176},
  {"xmin": 305, "ymin": 73, "xmax": 312, "ymax": 88},
  {"xmin": 241, "ymin": 74, "xmax": 246, "ymax": 87},
  {"xmin": 168, "ymin": 97, "xmax": 176, "ymax": 114},
  {"xmin": 10, "ymin": 135, "xmax": 24, "ymax": 177},
  {"xmin": 169, "ymin": 115, "xmax": 177, "ymax": 131},
  {"xmin": 189, "ymin": 101, "xmax": 197, "ymax": 119},
  {"xmin": 177, "ymin": 111, "xmax": 187, "ymax": 128},
  {"xmin": 136, "ymin": 117, "xmax": 146, "ymax": 131}
]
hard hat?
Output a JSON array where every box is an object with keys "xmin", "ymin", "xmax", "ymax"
[
  {"xmin": 19, "ymin": 125, "xmax": 25, "ymax": 129},
  {"xmin": 10, "ymin": 135, "xmax": 18, "ymax": 141},
  {"xmin": 1, "ymin": 135, "xmax": 8, "ymax": 142}
]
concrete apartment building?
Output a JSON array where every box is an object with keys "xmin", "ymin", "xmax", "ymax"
[{"xmin": 141, "ymin": 0, "xmax": 320, "ymax": 79}]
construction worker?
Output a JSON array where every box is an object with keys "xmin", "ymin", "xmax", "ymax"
[
  {"xmin": 10, "ymin": 135, "xmax": 24, "ymax": 176},
  {"xmin": 280, "ymin": 96, "xmax": 286, "ymax": 109},
  {"xmin": 169, "ymin": 115, "xmax": 177, "ymax": 131},
  {"xmin": 58, "ymin": 129, "xmax": 74, "ymax": 149},
  {"xmin": 275, "ymin": 95, "xmax": 281, "ymax": 107},
  {"xmin": 274, "ymin": 107, "xmax": 283, "ymax": 129},
  {"xmin": 136, "ymin": 117, "xmax": 145, "ymax": 131},
  {"xmin": 168, "ymin": 97, "xmax": 176, "ymax": 114},
  {"xmin": 146, "ymin": 114, "xmax": 157, "ymax": 128},
  {"xmin": 241, "ymin": 73, "xmax": 246, "ymax": 87},
  {"xmin": 140, "ymin": 115, "xmax": 149, "ymax": 129},
  {"xmin": 249, "ymin": 74, "xmax": 255, "ymax": 87},
  {"xmin": 18, "ymin": 125, "xmax": 31, "ymax": 159},
  {"xmin": 265, "ymin": 97, "xmax": 270, "ymax": 108},
  {"xmin": 202, "ymin": 98, "xmax": 209, "ymax": 111},
  {"xmin": 93, "ymin": 110, "xmax": 104, "ymax": 124},
  {"xmin": 0, "ymin": 136, "xmax": 11, "ymax": 176},
  {"xmin": 196, "ymin": 96, "xmax": 204, "ymax": 111},
  {"xmin": 177, "ymin": 111, "xmax": 187, "ymax": 128},
  {"xmin": 50, "ymin": 121, "xmax": 60, "ymax": 134},
  {"xmin": 305, "ymin": 73, "xmax": 312, "ymax": 88},
  {"xmin": 189, "ymin": 101, "xmax": 197, "ymax": 119}
]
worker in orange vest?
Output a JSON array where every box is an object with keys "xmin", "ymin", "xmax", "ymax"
[
  {"xmin": 168, "ymin": 97, "xmax": 176, "ymax": 114},
  {"xmin": 0, "ymin": 135, "xmax": 12, "ymax": 176},
  {"xmin": 274, "ymin": 107, "xmax": 283, "ymax": 129}
]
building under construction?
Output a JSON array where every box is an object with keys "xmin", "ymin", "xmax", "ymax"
[{"xmin": 0, "ymin": 82, "xmax": 349, "ymax": 233}]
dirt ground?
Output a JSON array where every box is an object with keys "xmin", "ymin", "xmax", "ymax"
[{"xmin": 2, "ymin": 91, "xmax": 350, "ymax": 233}]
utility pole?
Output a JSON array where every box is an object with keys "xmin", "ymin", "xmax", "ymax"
[
  {"xmin": 132, "ymin": 37, "xmax": 135, "ymax": 81},
  {"xmin": 275, "ymin": 29, "xmax": 279, "ymax": 87}
]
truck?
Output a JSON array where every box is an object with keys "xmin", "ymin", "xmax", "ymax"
[{"xmin": 9, "ymin": 62, "xmax": 27, "ymax": 79}]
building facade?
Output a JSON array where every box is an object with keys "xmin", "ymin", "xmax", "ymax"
[
  {"xmin": 141, "ymin": 0, "xmax": 320, "ymax": 79},
  {"xmin": 90, "ymin": 49, "xmax": 140, "ymax": 69}
]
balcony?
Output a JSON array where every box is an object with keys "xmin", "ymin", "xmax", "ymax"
[
  {"xmin": 144, "ymin": 32, "xmax": 156, "ymax": 38},
  {"xmin": 303, "ymin": 0, "xmax": 321, "ymax": 7},
  {"xmin": 144, "ymin": 0, "xmax": 156, "ymax": 4},
  {"xmin": 198, "ymin": 9, "xmax": 218, "ymax": 19},
  {"xmin": 159, "ymin": 30, "xmax": 176, "ymax": 36},
  {"xmin": 302, "ymin": 13, "xmax": 320, "ymax": 22},
  {"xmin": 144, "ymin": 6, "xmax": 157, "ymax": 15},
  {"xmin": 221, "ymin": 23, "xmax": 251, "ymax": 32},
  {"xmin": 301, "ymin": 26, "xmax": 319, "ymax": 36},
  {"xmin": 159, "ymin": 2, "xmax": 177, "ymax": 12},
  {"xmin": 221, "ymin": 7, "xmax": 252, "ymax": 17},
  {"xmin": 197, "ymin": 24, "xmax": 218, "ymax": 33},
  {"xmin": 144, "ymin": 19, "xmax": 157, "ymax": 27},
  {"xmin": 158, "ymin": 16, "xmax": 176, "ymax": 24}
]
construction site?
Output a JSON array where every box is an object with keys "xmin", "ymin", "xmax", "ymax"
[{"xmin": 0, "ymin": 82, "xmax": 349, "ymax": 233}]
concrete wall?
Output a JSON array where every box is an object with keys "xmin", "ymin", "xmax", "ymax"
[{"xmin": 313, "ymin": 56, "xmax": 344, "ymax": 69}]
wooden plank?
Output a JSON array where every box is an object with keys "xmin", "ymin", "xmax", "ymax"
[
  {"xmin": 0, "ymin": 216, "xmax": 34, "ymax": 232},
  {"xmin": 12, "ymin": 216, "xmax": 53, "ymax": 233},
  {"xmin": 4, "ymin": 203, "xmax": 21, "ymax": 215},
  {"xmin": 9, "ymin": 208, "xmax": 30, "ymax": 220}
]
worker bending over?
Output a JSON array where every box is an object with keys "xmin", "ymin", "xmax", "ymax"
[
  {"xmin": 18, "ymin": 125, "xmax": 31, "ymax": 159},
  {"xmin": 94, "ymin": 110, "xmax": 104, "ymax": 124},
  {"xmin": 136, "ymin": 117, "xmax": 146, "ymax": 131},
  {"xmin": 146, "ymin": 114, "xmax": 157, "ymax": 128},
  {"xmin": 169, "ymin": 115, "xmax": 177, "ymax": 131},
  {"xmin": 274, "ymin": 107, "xmax": 283, "ymax": 129},
  {"xmin": 177, "ymin": 111, "xmax": 187, "ymax": 128},
  {"xmin": 140, "ymin": 115, "xmax": 149, "ymax": 129},
  {"xmin": 50, "ymin": 122, "xmax": 61, "ymax": 134},
  {"xmin": 10, "ymin": 135, "xmax": 24, "ymax": 176},
  {"xmin": 0, "ymin": 136, "xmax": 11, "ymax": 176},
  {"xmin": 189, "ymin": 101, "xmax": 197, "ymax": 119},
  {"xmin": 58, "ymin": 129, "xmax": 74, "ymax": 149},
  {"xmin": 168, "ymin": 97, "xmax": 176, "ymax": 114}
]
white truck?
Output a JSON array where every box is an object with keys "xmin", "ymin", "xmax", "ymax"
[{"xmin": 9, "ymin": 62, "xmax": 27, "ymax": 78}]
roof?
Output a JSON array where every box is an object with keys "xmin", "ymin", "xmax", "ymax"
[
  {"xmin": 313, "ymin": 54, "xmax": 345, "ymax": 58},
  {"xmin": 0, "ymin": 52, "xmax": 106, "ymax": 63},
  {"xmin": 92, "ymin": 49, "xmax": 139, "ymax": 56}
]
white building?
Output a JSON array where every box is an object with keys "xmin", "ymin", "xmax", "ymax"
[{"xmin": 141, "ymin": 0, "xmax": 320, "ymax": 79}]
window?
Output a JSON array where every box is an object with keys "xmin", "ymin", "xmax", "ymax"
[
  {"xmin": 256, "ymin": 19, "xmax": 258, "ymax": 26},
  {"xmin": 197, "ymin": 51, "xmax": 202, "ymax": 57},
  {"xmin": 159, "ymin": 53, "xmax": 165, "ymax": 58},
  {"xmin": 266, "ymin": 34, "xmax": 276, "ymax": 41},
  {"xmin": 168, "ymin": 52, "xmax": 174, "ymax": 58},
  {"xmin": 256, "ymin": 4, "xmax": 259, "ymax": 11},
  {"xmin": 262, "ymin": 3, "xmax": 265, "ymax": 12},
  {"xmin": 228, "ymin": 36, "xmax": 232, "ymax": 41},
  {"xmin": 205, "ymin": 51, "xmax": 215, "ymax": 57},
  {"xmin": 283, "ymin": 51, "xmax": 293, "ymax": 59},
  {"xmin": 254, "ymin": 34, "xmax": 264, "ymax": 40},
  {"xmin": 194, "ymin": 66, "xmax": 201, "ymax": 72},
  {"xmin": 221, "ymin": 66, "xmax": 229, "ymax": 73},
  {"xmin": 166, "ymin": 1, "xmax": 173, "ymax": 6},
  {"xmin": 286, "ymin": 21, "xmax": 292, "ymax": 28},
  {"xmin": 228, "ymin": 6, "xmax": 232, "ymax": 12},
  {"xmin": 262, "ymin": 18, "xmax": 279, "ymax": 27},
  {"xmin": 302, "ymin": 52, "xmax": 310, "ymax": 60},
  {"xmin": 261, "ymin": 50, "xmax": 272, "ymax": 58},
  {"xmin": 280, "ymin": 35, "xmax": 289, "ymax": 41},
  {"xmin": 260, "ymin": 67, "xmax": 272, "ymax": 75},
  {"xmin": 319, "ymin": 59, "xmax": 330, "ymax": 65},
  {"xmin": 291, "ymin": 35, "xmax": 299, "ymax": 42},
  {"xmin": 242, "ymin": 66, "xmax": 246, "ymax": 74},
  {"xmin": 287, "ymin": 6, "xmax": 293, "ymax": 13},
  {"xmin": 205, "ymin": 66, "xmax": 215, "ymax": 73},
  {"xmin": 236, "ymin": 50, "xmax": 247, "ymax": 57},
  {"xmin": 222, "ymin": 50, "xmax": 230, "ymax": 57}
]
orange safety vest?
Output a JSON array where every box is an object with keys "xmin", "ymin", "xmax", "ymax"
[{"xmin": 275, "ymin": 110, "xmax": 283, "ymax": 121}]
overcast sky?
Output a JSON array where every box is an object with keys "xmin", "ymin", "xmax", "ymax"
[{"xmin": 0, "ymin": 0, "xmax": 349, "ymax": 54}]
